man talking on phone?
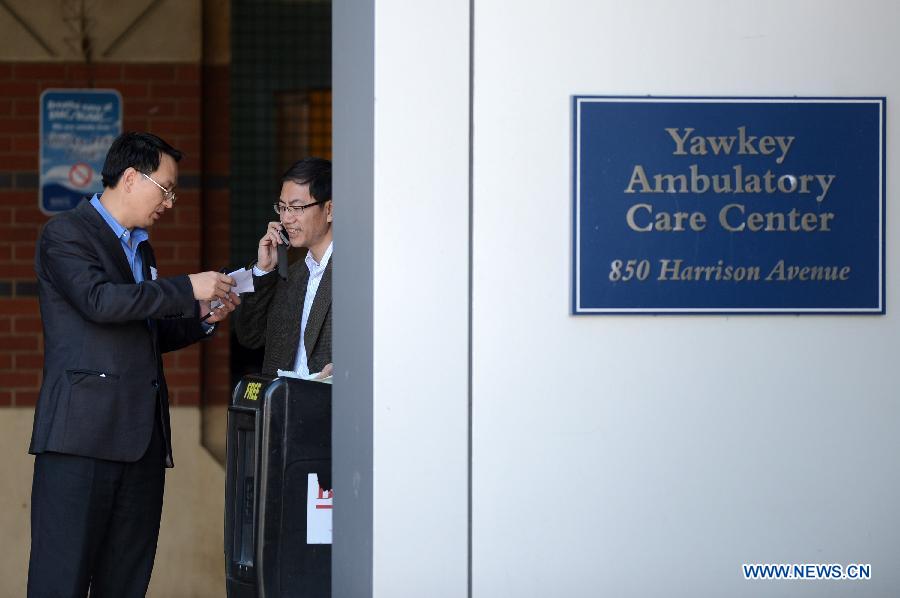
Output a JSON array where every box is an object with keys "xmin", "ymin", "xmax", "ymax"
[{"xmin": 234, "ymin": 157, "xmax": 333, "ymax": 379}]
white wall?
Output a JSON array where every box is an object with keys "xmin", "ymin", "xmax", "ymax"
[{"xmin": 472, "ymin": 1, "xmax": 899, "ymax": 596}]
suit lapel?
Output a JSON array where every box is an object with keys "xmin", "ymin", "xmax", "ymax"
[
  {"xmin": 139, "ymin": 242, "xmax": 155, "ymax": 282},
  {"xmin": 75, "ymin": 200, "xmax": 135, "ymax": 283},
  {"xmin": 304, "ymin": 260, "xmax": 332, "ymax": 360},
  {"xmin": 139, "ymin": 242, "xmax": 160, "ymax": 340},
  {"xmin": 280, "ymin": 266, "xmax": 308, "ymax": 370}
]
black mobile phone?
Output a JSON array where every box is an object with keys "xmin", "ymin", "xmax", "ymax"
[{"xmin": 277, "ymin": 230, "xmax": 289, "ymax": 280}]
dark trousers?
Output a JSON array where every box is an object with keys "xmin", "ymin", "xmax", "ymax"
[{"xmin": 27, "ymin": 420, "xmax": 166, "ymax": 598}]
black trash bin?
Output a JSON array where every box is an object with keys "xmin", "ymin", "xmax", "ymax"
[{"xmin": 225, "ymin": 375, "xmax": 332, "ymax": 598}]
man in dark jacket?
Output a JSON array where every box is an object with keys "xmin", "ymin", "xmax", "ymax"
[
  {"xmin": 28, "ymin": 132, "xmax": 239, "ymax": 597},
  {"xmin": 234, "ymin": 158, "xmax": 333, "ymax": 378}
]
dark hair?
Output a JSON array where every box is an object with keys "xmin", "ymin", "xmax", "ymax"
[
  {"xmin": 281, "ymin": 157, "xmax": 331, "ymax": 203},
  {"xmin": 101, "ymin": 132, "xmax": 183, "ymax": 188}
]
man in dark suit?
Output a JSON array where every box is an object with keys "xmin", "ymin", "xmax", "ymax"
[
  {"xmin": 28, "ymin": 132, "xmax": 240, "ymax": 597},
  {"xmin": 234, "ymin": 158, "xmax": 333, "ymax": 378}
]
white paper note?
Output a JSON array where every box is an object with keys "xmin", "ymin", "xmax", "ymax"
[{"xmin": 306, "ymin": 473, "xmax": 333, "ymax": 544}]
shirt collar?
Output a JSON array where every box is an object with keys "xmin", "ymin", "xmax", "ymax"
[
  {"xmin": 89, "ymin": 194, "xmax": 148, "ymax": 246},
  {"xmin": 305, "ymin": 241, "xmax": 333, "ymax": 274}
]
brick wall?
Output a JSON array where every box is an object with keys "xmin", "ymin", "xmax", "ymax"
[{"xmin": 0, "ymin": 61, "xmax": 229, "ymax": 408}]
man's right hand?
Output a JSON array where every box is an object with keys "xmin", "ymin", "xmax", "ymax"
[
  {"xmin": 257, "ymin": 221, "xmax": 287, "ymax": 272},
  {"xmin": 188, "ymin": 271, "xmax": 236, "ymax": 301}
]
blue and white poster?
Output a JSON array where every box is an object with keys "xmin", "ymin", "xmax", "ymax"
[
  {"xmin": 40, "ymin": 89, "xmax": 122, "ymax": 214},
  {"xmin": 573, "ymin": 97, "xmax": 885, "ymax": 314}
]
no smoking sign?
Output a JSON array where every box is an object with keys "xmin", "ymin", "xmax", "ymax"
[{"xmin": 68, "ymin": 162, "xmax": 93, "ymax": 188}]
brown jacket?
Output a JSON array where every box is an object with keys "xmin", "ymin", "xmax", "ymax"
[{"xmin": 234, "ymin": 257, "xmax": 332, "ymax": 376}]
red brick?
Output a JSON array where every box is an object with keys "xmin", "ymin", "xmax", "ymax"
[
  {"xmin": 172, "ymin": 389, "xmax": 199, "ymax": 406},
  {"xmin": 39, "ymin": 80, "xmax": 77, "ymax": 90},
  {"xmin": 14, "ymin": 207, "xmax": 49, "ymax": 224},
  {"xmin": 92, "ymin": 64, "xmax": 122, "ymax": 81},
  {"xmin": 123, "ymin": 118, "xmax": 150, "ymax": 132},
  {"xmin": 11, "ymin": 136, "xmax": 39, "ymax": 152},
  {"xmin": 66, "ymin": 64, "xmax": 91, "ymax": 82},
  {"xmin": 12, "ymin": 244, "xmax": 34, "ymax": 262},
  {"xmin": 175, "ymin": 205, "xmax": 200, "ymax": 227},
  {"xmin": 0, "ymin": 370, "xmax": 40, "ymax": 388},
  {"xmin": 204, "ymin": 154, "xmax": 230, "ymax": 173},
  {"xmin": 172, "ymin": 136, "xmax": 200, "ymax": 155},
  {"xmin": 1, "ymin": 335, "xmax": 38, "ymax": 351},
  {"xmin": 14, "ymin": 64, "xmax": 67, "ymax": 80},
  {"xmin": 0, "ymin": 264, "xmax": 35, "ymax": 278},
  {"xmin": 175, "ymin": 65, "xmax": 200, "ymax": 83},
  {"xmin": 14, "ymin": 99, "xmax": 38, "ymax": 117},
  {"xmin": 177, "ymin": 99, "xmax": 201, "ymax": 118},
  {"xmin": 0, "ymin": 81, "xmax": 39, "ymax": 97},
  {"xmin": 13, "ymin": 207, "xmax": 50, "ymax": 224},
  {"xmin": 177, "ymin": 155, "xmax": 200, "ymax": 172},
  {"xmin": 0, "ymin": 191, "xmax": 34, "ymax": 207},
  {"xmin": 0, "ymin": 155, "xmax": 37, "ymax": 170},
  {"xmin": 0, "ymin": 245, "xmax": 10, "ymax": 261},
  {"xmin": 13, "ymin": 353, "xmax": 42, "ymax": 369},
  {"xmin": 0, "ymin": 299, "xmax": 40, "ymax": 315},
  {"xmin": 151, "ymin": 245, "xmax": 175, "ymax": 261},
  {"xmin": 14, "ymin": 390, "xmax": 39, "ymax": 406},
  {"xmin": 149, "ymin": 120, "xmax": 199, "ymax": 137},
  {"xmin": 0, "ymin": 354, "xmax": 11, "ymax": 369},
  {"xmin": 165, "ymin": 371, "xmax": 199, "ymax": 387},
  {"xmin": 150, "ymin": 83, "xmax": 199, "ymax": 99},
  {"xmin": 0, "ymin": 390, "xmax": 11, "ymax": 406},
  {"xmin": 150, "ymin": 225, "xmax": 199, "ymax": 243},
  {"xmin": 0, "ymin": 317, "xmax": 9, "ymax": 333},
  {"xmin": 0, "ymin": 63, "xmax": 11, "ymax": 80},
  {"xmin": 116, "ymin": 83, "xmax": 149, "ymax": 99},
  {"xmin": 176, "ymin": 348, "xmax": 199, "ymax": 369},
  {"xmin": 0, "ymin": 226, "xmax": 40, "ymax": 242},
  {"xmin": 123, "ymin": 64, "xmax": 177, "ymax": 81},
  {"xmin": 127, "ymin": 99, "xmax": 176, "ymax": 117},
  {"xmin": 13, "ymin": 316, "xmax": 41, "ymax": 334},
  {"xmin": 0, "ymin": 118, "xmax": 38, "ymax": 134}
]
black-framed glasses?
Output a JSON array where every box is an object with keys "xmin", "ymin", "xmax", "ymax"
[
  {"xmin": 273, "ymin": 200, "xmax": 327, "ymax": 216},
  {"xmin": 141, "ymin": 172, "xmax": 177, "ymax": 205}
]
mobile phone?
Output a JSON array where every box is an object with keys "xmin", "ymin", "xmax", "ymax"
[{"xmin": 277, "ymin": 230, "xmax": 289, "ymax": 280}]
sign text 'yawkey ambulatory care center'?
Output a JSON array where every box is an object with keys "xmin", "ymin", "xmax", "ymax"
[{"xmin": 572, "ymin": 97, "xmax": 885, "ymax": 314}]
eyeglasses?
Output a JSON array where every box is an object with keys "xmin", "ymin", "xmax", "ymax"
[
  {"xmin": 273, "ymin": 200, "xmax": 327, "ymax": 216},
  {"xmin": 141, "ymin": 172, "xmax": 177, "ymax": 205}
]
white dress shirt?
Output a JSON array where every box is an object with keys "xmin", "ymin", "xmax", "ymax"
[
  {"xmin": 293, "ymin": 241, "xmax": 332, "ymax": 375},
  {"xmin": 253, "ymin": 242, "xmax": 332, "ymax": 376}
]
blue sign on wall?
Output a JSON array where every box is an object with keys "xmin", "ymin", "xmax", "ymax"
[
  {"xmin": 40, "ymin": 89, "xmax": 122, "ymax": 214},
  {"xmin": 573, "ymin": 97, "xmax": 885, "ymax": 314}
]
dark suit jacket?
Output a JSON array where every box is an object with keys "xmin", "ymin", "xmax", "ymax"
[
  {"xmin": 30, "ymin": 199, "xmax": 209, "ymax": 466},
  {"xmin": 233, "ymin": 257, "xmax": 332, "ymax": 376}
]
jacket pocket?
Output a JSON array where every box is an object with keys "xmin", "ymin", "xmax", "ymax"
[{"xmin": 66, "ymin": 369, "xmax": 121, "ymax": 382}]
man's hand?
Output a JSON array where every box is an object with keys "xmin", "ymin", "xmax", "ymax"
[
  {"xmin": 188, "ymin": 271, "xmax": 235, "ymax": 301},
  {"xmin": 257, "ymin": 221, "xmax": 287, "ymax": 272},
  {"xmin": 315, "ymin": 363, "xmax": 334, "ymax": 379},
  {"xmin": 199, "ymin": 292, "xmax": 241, "ymax": 323}
]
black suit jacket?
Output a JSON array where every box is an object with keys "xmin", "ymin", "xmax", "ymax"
[
  {"xmin": 233, "ymin": 257, "xmax": 332, "ymax": 376},
  {"xmin": 30, "ymin": 199, "xmax": 209, "ymax": 466}
]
